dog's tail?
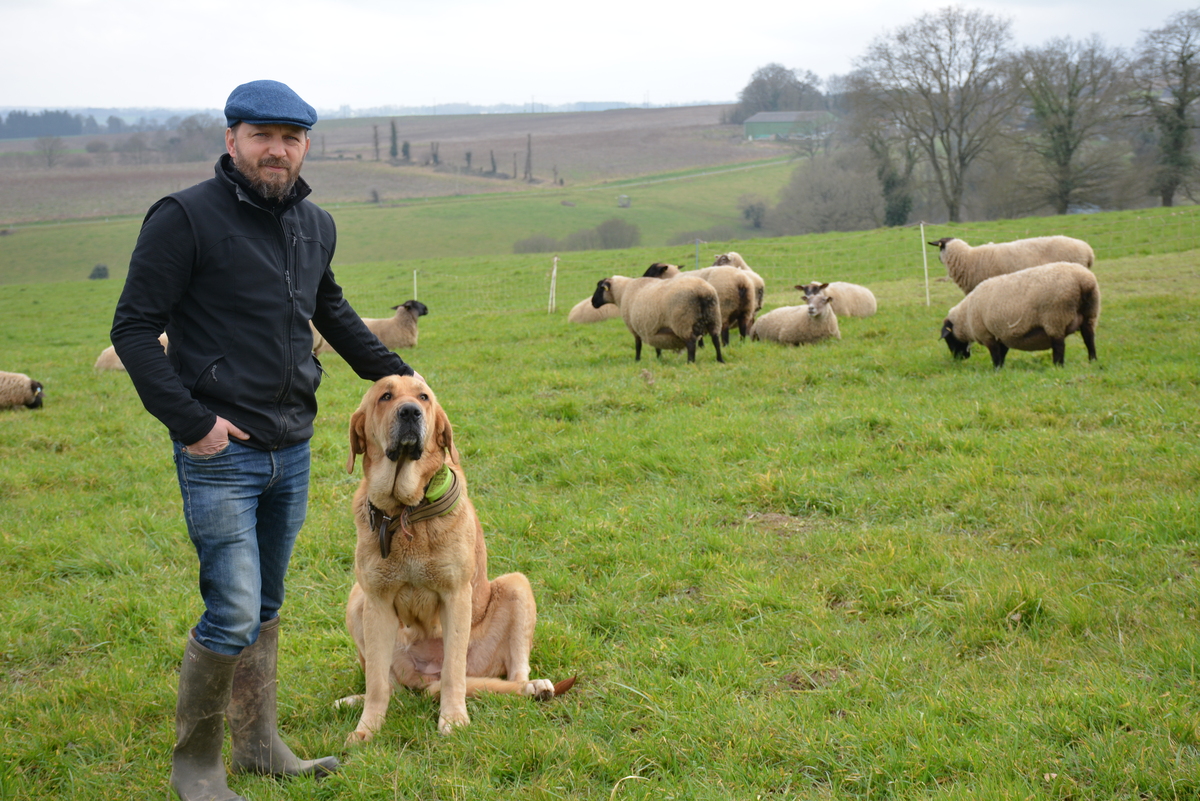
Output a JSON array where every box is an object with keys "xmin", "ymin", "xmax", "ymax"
[{"xmin": 426, "ymin": 676, "xmax": 577, "ymax": 700}]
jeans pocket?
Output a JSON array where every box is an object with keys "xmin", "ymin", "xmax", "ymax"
[{"xmin": 182, "ymin": 441, "xmax": 232, "ymax": 461}]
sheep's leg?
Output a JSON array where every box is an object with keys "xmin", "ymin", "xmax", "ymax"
[
  {"xmin": 712, "ymin": 332, "xmax": 724, "ymax": 364},
  {"xmin": 634, "ymin": 336, "xmax": 643, "ymax": 361},
  {"xmin": 1050, "ymin": 339, "xmax": 1066, "ymax": 367},
  {"xmin": 987, "ymin": 342, "xmax": 1008, "ymax": 369},
  {"xmin": 685, "ymin": 338, "xmax": 697, "ymax": 363},
  {"xmin": 721, "ymin": 327, "xmax": 731, "ymax": 347},
  {"xmin": 1081, "ymin": 324, "xmax": 1098, "ymax": 361}
]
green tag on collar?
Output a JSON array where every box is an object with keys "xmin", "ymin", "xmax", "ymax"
[{"xmin": 425, "ymin": 465, "xmax": 453, "ymax": 502}]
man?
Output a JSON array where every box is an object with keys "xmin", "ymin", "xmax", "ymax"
[{"xmin": 111, "ymin": 80, "xmax": 414, "ymax": 801}]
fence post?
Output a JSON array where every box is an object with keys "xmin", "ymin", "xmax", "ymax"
[
  {"xmin": 920, "ymin": 223, "xmax": 930, "ymax": 307},
  {"xmin": 548, "ymin": 256, "xmax": 558, "ymax": 313},
  {"xmin": 413, "ymin": 269, "xmax": 418, "ymax": 301}
]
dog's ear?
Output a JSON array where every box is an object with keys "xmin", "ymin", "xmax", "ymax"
[
  {"xmin": 434, "ymin": 405, "xmax": 460, "ymax": 465},
  {"xmin": 347, "ymin": 408, "xmax": 367, "ymax": 474}
]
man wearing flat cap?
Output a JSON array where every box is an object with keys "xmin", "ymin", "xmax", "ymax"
[{"xmin": 112, "ymin": 80, "xmax": 415, "ymax": 800}]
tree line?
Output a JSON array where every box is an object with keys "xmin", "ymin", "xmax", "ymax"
[
  {"xmin": 728, "ymin": 7, "xmax": 1200, "ymax": 233},
  {"xmin": 0, "ymin": 110, "xmax": 202, "ymax": 139}
]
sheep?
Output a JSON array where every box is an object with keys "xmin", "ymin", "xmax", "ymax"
[
  {"xmin": 940, "ymin": 261, "xmax": 1100, "ymax": 368},
  {"xmin": 0, "ymin": 371, "xmax": 44, "ymax": 410},
  {"xmin": 798, "ymin": 281, "xmax": 877, "ymax": 318},
  {"xmin": 567, "ymin": 296, "xmax": 622, "ymax": 323},
  {"xmin": 95, "ymin": 333, "xmax": 168, "ymax": 371},
  {"xmin": 712, "ymin": 251, "xmax": 765, "ymax": 312},
  {"xmin": 749, "ymin": 291, "xmax": 840, "ymax": 346},
  {"xmin": 313, "ymin": 300, "xmax": 428, "ymax": 355},
  {"xmin": 591, "ymin": 273, "xmax": 724, "ymax": 363},
  {"xmin": 928, "ymin": 235, "xmax": 1095, "ymax": 294},
  {"xmin": 643, "ymin": 262, "xmax": 756, "ymax": 344}
]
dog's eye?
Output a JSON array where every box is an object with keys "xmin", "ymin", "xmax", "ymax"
[
  {"xmin": 379, "ymin": 392, "xmax": 392, "ymax": 402},
  {"xmin": 418, "ymin": 393, "xmax": 429, "ymax": 401}
]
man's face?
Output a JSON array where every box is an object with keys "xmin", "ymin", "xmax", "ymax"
[{"xmin": 225, "ymin": 122, "xmax": 311, "ymax": 201}]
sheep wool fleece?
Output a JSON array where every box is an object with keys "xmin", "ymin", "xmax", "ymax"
[{"xmin": 112, "ymin": 154, "xmax": 410, "ymax": 450}]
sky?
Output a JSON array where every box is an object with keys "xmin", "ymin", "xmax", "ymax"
[{"xmin": 1, "ymin": 0, "xmax": 1192, "ymax": 113}]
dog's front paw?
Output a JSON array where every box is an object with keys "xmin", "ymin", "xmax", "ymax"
[
  {"xmin": 522, "ymin": 679, "xmax": 556, "ymax": 701},
  {"xmin": 437, "ymin": 709, "xmax": 469, "ymax": 735},
  {"xmin": 345, "ymin": 727, "xmax": 374, "ymax": 746}
]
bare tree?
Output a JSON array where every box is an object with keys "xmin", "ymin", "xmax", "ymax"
[
  {"xmin": 34, "ymin": 135, "xmax": 67, "ymax": 168},
  {"xmin": 1132, "ymin": 9, "xmax": 1200, "ymax": 206},
  {"xmin": 854, "ymin": 6, "xmax": 1020, "ymax": 222},
  {"xmin": 1014, "ymin": 36, "xmax": 1132, "ymax": 214},
  {"xmin": 373, "ymin": 125, "xmax": 380, "ymax": 161},
  {"xmin": 838, "ymin": 71, "xmax": 922, "ymax": 226},
  {"xmin": 729, "ymin": 63, "xmax": 825, "ymax": 124}
]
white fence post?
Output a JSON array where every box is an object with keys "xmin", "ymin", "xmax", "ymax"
[
  {"xmin": 920, "ymin": 223, "xmax": 930, "ymax": 307},
  {"xmin": 548, "ymin": 256, "xmax": 558, "ymax": 314}
]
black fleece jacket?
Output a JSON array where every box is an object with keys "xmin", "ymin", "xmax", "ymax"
[{"xmin": 111, "ymin": 154, "xmax": 411, "ymax": 450}]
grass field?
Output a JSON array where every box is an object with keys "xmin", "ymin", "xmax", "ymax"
[{"xmin": 2, "ymin": 211, "xmax": 1198, "ymax": 799}]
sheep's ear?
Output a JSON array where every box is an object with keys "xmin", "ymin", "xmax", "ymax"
[{"xmin": 347, "ymin": 408, "xmax": 368, "ymax": 474}]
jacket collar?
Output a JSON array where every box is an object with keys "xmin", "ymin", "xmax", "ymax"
[{"xmin": 215, "ymin": 153, "xmax": 312, "ymax": 215}]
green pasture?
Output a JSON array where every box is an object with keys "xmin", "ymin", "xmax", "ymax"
[
  {"xmin": 0, "ymin": 159, "xmax": 794, "ymax": 285},
  {"xmin": 1, "ymin": 221, "xmax": 1198, "ymax": 799}
]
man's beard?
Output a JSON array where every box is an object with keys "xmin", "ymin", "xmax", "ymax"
[{"xmin": 233, "ymin": 150, "xmax": 301, "ymax": 201}]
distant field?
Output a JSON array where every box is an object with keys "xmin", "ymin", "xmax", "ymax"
[{"xmin": 0, "ymin": 159, "xmax": 796, "ymax": 285}]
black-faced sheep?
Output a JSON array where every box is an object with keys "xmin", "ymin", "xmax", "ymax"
[
  {"xmin": 0, "ymin": 371, "xmax": 44, "ymax": 409},
  {"xmin": 798, "ymin": 281, "xmax": 877, "ymax": 318},
  {"xmin": 643, "ymin": 262, "xmax": 756, "ymax": 344},
  {"xmin": 749, "ymin": 291, "xmax": 840, "ymax": 346},
  {"xmin": 940, "ymin": 261, "xmax": 1100, "ymax": 368},
  {"xmin": 712, "ymin": 251, "xmax": 765, "ymax": 312},
  {"xmin": 567, "ymin": 296, "xmax": 622, "ymax": 323},
  {"xmin": 313, "ymin": 300, "xmax": 428, "ymax": 355},
  {"xmin": 928, "ymin": 235, "xmax": 1095, "ymax": 294},
  {"xmin": 95, "ymin": 333, "xmax": 168, "ymax": 371},
  {"xmin": 591, "ymin": 274, "xmax": 724, "ymax": 363}
]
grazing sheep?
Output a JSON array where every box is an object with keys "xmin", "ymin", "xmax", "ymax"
[
  {"xmin": 567, "ymin": 296, "xmax": 622, "ymax": 323},
  {"xmin": 798, "ymin": 281, "xmax": 877, "ymax": 318},
  {"xmin": 95, "ymin": 333, "xmax": 168, "ymax": 371},
  {"xmin": 712, "ymin": 251, "xmax": 765, "ymax": 312},
  {"xmin": 313, "ymin": 300, "xmax": 428, "ymax": 355},
  {"xmin": 928, "ymin": 235, "xmax": 1095, "ymax": 294},
  {"xmin": 591, "ymin": 274, "xmax": 724, "ymax": 363},
  {"xmin": 940, "ymin": 261, "xmax": 1100, "ymax": 368},
  {"xmin": 749, "ymin": 291, "xmax": 840, "ymax": 346},
  {"xmin": 0, "ymin": 371, "xmax": 44, "ymax": 410},
  {"xmin": 643, "ymin": 262, "xmax": 756, "ymax": 344}
]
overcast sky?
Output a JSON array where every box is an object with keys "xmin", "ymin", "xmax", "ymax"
[{"xmin": 1, "ymin": 0, "xmax": 1191, "ymax": 112}]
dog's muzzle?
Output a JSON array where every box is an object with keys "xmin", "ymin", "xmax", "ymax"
[{"xmin": 385, "ymin": 402, "xmax": 426, "ymax": 462}]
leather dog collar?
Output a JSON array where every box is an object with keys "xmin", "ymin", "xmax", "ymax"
[{"xmin": 369, "ymin": 464, "xmax": 462, "ymax": 559}]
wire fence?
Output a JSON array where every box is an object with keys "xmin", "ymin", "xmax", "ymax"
[{"xmin": 340, "ymin": 207, "xmax": 1200, "ymax": 318}]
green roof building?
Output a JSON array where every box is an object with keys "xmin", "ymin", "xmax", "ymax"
[{"xmin": 743, "ymin": 111, "xmax": 836, "ymax": 141}]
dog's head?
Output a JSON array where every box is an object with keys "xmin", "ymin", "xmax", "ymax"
[{"xmin": 347, "ymin": 375, "xmax": 457, "ymax": 479}]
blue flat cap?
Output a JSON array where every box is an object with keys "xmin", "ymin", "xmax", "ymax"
[{"xmin": 224, "ymin": 80, "xmax": 317, "ymax": 129}]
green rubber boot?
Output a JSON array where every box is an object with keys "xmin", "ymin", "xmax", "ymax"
[
  {"xmin": 170, "ymin": 634, "xmax": 245, "ymax": 801},
  {"xmin": 227, "ymin": 617, "xmax": 339, "ymax": 778}
]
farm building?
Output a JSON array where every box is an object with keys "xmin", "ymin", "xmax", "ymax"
[{"xmin": 743, "ymin": 111, "xmax": 836, "ymax": 141}]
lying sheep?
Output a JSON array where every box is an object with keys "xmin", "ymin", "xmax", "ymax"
[
  {"xmin": 940, "ymin": 261, "xmax": 1100, "ymax": 368},
  {"xmin": 95, "ymin": 333, "xmax": 168, "ymax": 371},
  {"xmin": 798, "ymin": 281, "xmax": 877, "ymax": 318},
  {"xmin": 568, "ymin": 296, "xmax": 622, "ymax": 323},
  {"xmin": 749, "ymin": 291, "xmax": 840, "ymax": 346},
  {"xmin": 643, "ymin": 262, "xmax": 756, "ymax": 344},
  {"xmin": 591, "ymin": 274, "xmax": 724, "ymax": 363},
  {"xmin": 0, "ymin": 371, "xmax": 44, "ymax": 410},
  {"xmin": 712, "ymin": 251, "xmax": 765, "ymax": 312},
  {"xmin": 313, "ymin": 300, "xmax": 428, "ymax": 355},
  {"xmin": 928, "ymin": 235, "xmax": 1095, "ymax": 294}
]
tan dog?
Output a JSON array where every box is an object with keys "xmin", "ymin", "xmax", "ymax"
[{"xmin": 341, "ymin": 375, "xmax": 572, "ymax": 741}]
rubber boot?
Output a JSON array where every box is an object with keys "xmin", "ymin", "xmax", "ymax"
[
  {"xmin": 227, "ymin": 617, "xmax": 339, "ymax": 778},
  {"xmin": 170, "ymin": 634, "xmax": 246, "ymax": 801}
]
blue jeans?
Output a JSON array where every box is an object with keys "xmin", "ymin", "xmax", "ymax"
[{"xmin": 173, "ymin": 439, "xmax": 310, "ymax": 656}]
